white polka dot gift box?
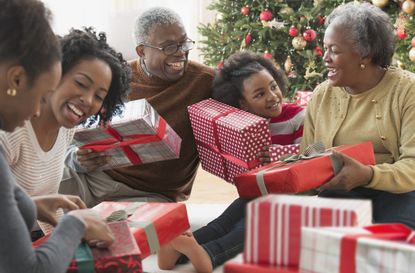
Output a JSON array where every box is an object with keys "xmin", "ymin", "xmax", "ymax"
[
  {"xmin": 188, "ymin": 99, "xmax": 271, "ymax": 183},
  {"xmin": 73, "ymin": 99, "xmax": 182, "ymax": 170},
  {"xmin": 299, "ymin": 224, "xmax": 415, "ymax": 273},
  {"xmin": 244, "ymin": 194, "xmax": 372, "ymax": 268},
  {"xmin": 234, "ymin": 142, "xmax": 375, "ymax": 198},
  {"xmin": 269, "ymin": 144, "xmax": 300, "ymax": 162}
]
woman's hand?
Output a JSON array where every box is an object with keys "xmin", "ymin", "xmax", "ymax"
[
  {"xmin": 68, "ymin": 209, "xmax": 115, "ymax": 248},
  {"xmin": 318, "ymin": 151, "xmax": 374, "ymax": 192},
  {"xmin": 76, "ymin": 148, "xmax": 110, "ymax": 171},
  {"xmin": 33, "ymin": 194, "xmax": 86, "ymax": 226}
]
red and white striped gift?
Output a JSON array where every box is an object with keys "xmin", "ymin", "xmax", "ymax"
[
  {"xmin": 244, "ymin": 194, "xmax": 372, "ymax": 267},
  {"xmin": 299, "ymin": 224, "xmax": 415, "ymax": 273}
]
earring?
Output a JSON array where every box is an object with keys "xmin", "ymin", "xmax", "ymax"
[
  {"xmin": 360, "ymin": 64, "xmax": 366, "ymax": 70},
  {"xmin": 6, "ymin": 88, "xmax": 17, "ymax": 96}
]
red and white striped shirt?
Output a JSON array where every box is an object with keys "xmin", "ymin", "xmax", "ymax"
[{"xmin": 269, "ymin": 103, "xmax": 305, "ymax": 145}]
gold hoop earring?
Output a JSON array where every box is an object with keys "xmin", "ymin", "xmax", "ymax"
[
  {"xmin": 6, "ymin": 88, "xmax": 17, "ymax": 96},
  {"xmin": 360, "ymin": 64, "xmax": 366, "ymax": 70}
]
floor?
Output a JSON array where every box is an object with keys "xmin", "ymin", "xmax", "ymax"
[{"xmin": 143, "ymin": 167, "xmax": 240, "ymax": 273}]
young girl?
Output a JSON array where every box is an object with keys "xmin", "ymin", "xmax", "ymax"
[
  {"xmin": 157, "ymin": 51, "xmax": 305, "ymax": 272},
  {"xmin": 0, "ymin": 27, "xmax": 131, "ymax": 239}
]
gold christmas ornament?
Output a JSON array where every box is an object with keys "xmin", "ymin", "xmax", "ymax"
[
  {"xmin": 409, "ymin": 47, "xmax": 415, "ymax": 62},
  {"xmin": 371, "ymin": 0, "xmax": 389, "ymax": 8},
  {"xmin": 402, "ymin": 0, "xmax": 415, "ymax": 14},
  {"xmin": 280, "ymin": 6, "xmax": 294, "ymax": 15},
  {"xmin": 284, "ymin": 56, "xmax": 292, "ymax": 73},
  {"xmin": 292, "ymin": 36, "xmax": 307, "ymax": 50}
]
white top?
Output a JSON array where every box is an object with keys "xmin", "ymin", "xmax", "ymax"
[{"xmin": 0, "ymin": 120, "xmax": 75, "ymax": 196}]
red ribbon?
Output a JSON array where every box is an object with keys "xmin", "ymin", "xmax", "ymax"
[
  {"xmin": 80, "ymin": 117, "xmax": 167, "ymax": 165},
  {"xmin": 197, "ymin": 109, "xmax": 260, "ymax": 181},
  {"xmin": 339, "ymin": 224, "xmax": 415, "ymax": 273}
]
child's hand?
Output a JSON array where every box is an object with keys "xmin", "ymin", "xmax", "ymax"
[
  {"xmin": 257, "ymin": 145, "xmax": 282, "ymax": 164},
  {"xmin": 76, "ymin": 148, "xmax": 110, "ymax": 171}
]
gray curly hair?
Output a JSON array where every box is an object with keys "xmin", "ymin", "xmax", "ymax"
[
  {"xmin": 133, "ymin": 7, "xmax": 184, "ymax": 46},
  {"xmin": 326, "ymin": 2, "xmax": 395, "ymax": 68}
]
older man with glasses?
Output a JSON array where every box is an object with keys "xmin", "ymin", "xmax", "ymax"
[{"xmin": 60, "ymin": 7, "xmax": 215, "ymax": 205}]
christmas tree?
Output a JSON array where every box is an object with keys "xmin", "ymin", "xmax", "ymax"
[{"xmin": 198, "ymin": 0, "xmax": 415, "ymax": 99}]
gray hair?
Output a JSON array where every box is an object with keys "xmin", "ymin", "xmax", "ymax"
[
  {"xmin": 326, "ymin": 2, "xmax": 395, "ymax": 68},
  {"xmin": 133, "ymin": 7, "xmax": 184, "ymax": 45}
]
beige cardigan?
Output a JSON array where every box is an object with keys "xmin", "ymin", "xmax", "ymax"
[{"xmin": 301, "ymin": 68, "xmax": 415, "ymax": 193}]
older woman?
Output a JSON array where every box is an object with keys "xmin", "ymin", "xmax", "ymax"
[
  {"xmin": 301, "ymin": 2, "xmax": 415, "ymax": 228},
  {"xmin": 0, "ymin": 0, "xmax": 113, "ymax": 272}
]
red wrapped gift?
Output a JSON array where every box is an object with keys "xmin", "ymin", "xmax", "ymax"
[
  {"xmin": 300, "ymin": 224, "xmax": 415, "ymax": 273},
  {"xmin": 294, "ymin": 91, "xmax": 313, "ymax": 107},
  {"xmin": 244, "ymin": 194, "xmax": 372, "ymax": 267},
  {"xmin": 225, "ymin": 255, "xmax": 298, "ymax": 273},
  {"xmin": 73, "ymin": 99, "xmax": 181, "ymax": 170},
  {"xmin": 235, "ymin": 142, "xmax": 375, "ymax": 198},
  {"xmin": 269, "ymin": 144, "xmax": 300, "ymax": 162},
  {"xmin": 93, "ymin": 202, "xmax": 189, "ymax": 259},
  {"xmin": 188, "ymin": 99, "xmax": 271, "ymax": 182},
  {"xmin": 67, "ymin": 221, "xmax": 142, "ymax": 273}
]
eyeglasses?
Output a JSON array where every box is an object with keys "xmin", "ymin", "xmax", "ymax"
[{"xmin": 141, "ymin": 39, "xmax": 195, "ymax": 55}]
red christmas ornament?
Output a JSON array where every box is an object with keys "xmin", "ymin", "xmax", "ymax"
[
  {"xmin": 396, "ymin": 29, "xmax": 408, "ymax": 40},
  {"xmin": 288, "ymin": 26, "xmax": 299, "ymax": 37},
  {"xmin": 411, "ymin": 36, "xmax": 415, "ymax": 47},
  {"xmin": 259, "ymin": 10, "xmax": 273, "ymax": 22},
  {"xmin": 241, "ymin": 6, "xmax": 250, "ymax": 16},
  {"xmin": 217, "ymin": 60, "xmax": 224, "ymax": 69},
  {"xmin": 314, "ymin": 46, "xmax": 323, "ymax": 57},
  {"xmin": 245, "ymin": 33, "xmax": 252, "ymax": 45},
  {"xmin": 263, "ymin": 52, "xmax": 273, "ymax": 59},
  {"xmin": 303, "ymin": 28, "xmax": 317, "ymax": 42},
  {"xmin": 318, "ymin": 15, "xmax": 325, "ymax": 26}
]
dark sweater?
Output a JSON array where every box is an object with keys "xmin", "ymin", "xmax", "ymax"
[
  {"xmin": 105, "ymin": 59, "xmax": 214, "ymax": 201},
  {"xmin": 0, "ymin": 147, "xmax": 85, "ymax": 273}
]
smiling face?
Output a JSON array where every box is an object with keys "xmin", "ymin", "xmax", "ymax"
[
  {"xmin": 239, "ymin": 69, "xmax": 283, "ymax": 119},
  {"xmin": 137, "ymin": 23, "xmax": 189, "ymax": 82},
  {"xmin": 323, "ymin": 24, "xmax": 365, "ymax": 88},
  {"xmin": 48, "ymin": 58, "xmax": 112, "ymax": 128}
]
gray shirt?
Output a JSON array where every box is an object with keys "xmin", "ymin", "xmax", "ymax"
[{"xmin": 0, "ymin": 148, "xmax": 86, "ymax": 273}]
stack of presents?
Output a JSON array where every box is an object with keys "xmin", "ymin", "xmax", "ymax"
[{"xmin": 35, "ymin": 92, "xmax": 415, "ymax": 272}]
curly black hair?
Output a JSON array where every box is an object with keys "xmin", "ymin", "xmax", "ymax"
[
  {"xmin": 212, "ymin": 51, "xmax": 287, "ymax": 108},
  {"xmin": 0, "ymin": 0, "xmax": 61, "ymax": 86},
  {"xmin": 60, "ymin": 27, "xmax": 132, "ymax": 125}
]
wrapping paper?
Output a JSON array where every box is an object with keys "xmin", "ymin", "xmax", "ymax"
[
  {"xmin": 295, "ymin": 91, "xmax": 313, "ymax": 107},
  {"xmin": 235, "ymin": 142, "xmax": 375, "ymax": 198},
  {"xmin": 73, "ymin": 99, "xmax": 181, "ymax": 169},
  {"xmin": 93, "ymin": 202, "xmax": 189, "ymax": 259},
  {"xmin": 224, "ymin": 255, "xmax": 298, "ymax": 273},
  {"xmin": 300, "ymin": 224, "xmax": 415, "ymax": 273},
  {"xmin": 244, "ymin": 194, "xmax": 372, "ymax": 267},
  {"xmin": 188, "ymin": 98, "xmax": 271, "ymax": 182},
  {"xmin": 269, "ymin": 144, "xmax": 300, "ymax": 162}
]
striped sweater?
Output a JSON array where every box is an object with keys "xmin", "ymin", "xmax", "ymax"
[
  {"xmin": 0, "ymin": 120, "xmax": 74, "ymax": 196},
  {"xmin": 269, "ymin": 103, "xmax": 305, "ymax": 145}
]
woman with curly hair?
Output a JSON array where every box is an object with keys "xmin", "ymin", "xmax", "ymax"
[{"xmin": 0, "ymin": 27, "xmax": 131, "ymax": 239}]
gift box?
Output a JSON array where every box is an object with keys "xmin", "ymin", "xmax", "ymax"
[
  {"xmin": 224, "ymin": 255, "xmax": 298, "ymax": 273},
  {"xmin": 295, "ymin": 91, "xmax": 313, "ymax": 107},
  {"xmin": 188, "ymin": 98, "xmax": 271, "ymax": 182},
  {"xmin": 235, "ymin": 142, "xmax": 375, "ymax": 198},
  {"xmin": 73, "ymin": 99, "xmax": 181, "ymax": 170},
  {"xmin": 93, "ymin": 202, "xmax": 189, "ymax": 259},
  {"xmin": 67, "ymin": 221, "xmax": 142, "ymax": 273},
  {"xmin": 244, "ymin": 194, "xmax": 372, "ymax": 267},
  {"xmin": 269, "ymin": 144, "xmax": 300, "ymax": 162},
  {"xmin": 299, "ymin": 224, "xmax": 415, "ymax": 273}
]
